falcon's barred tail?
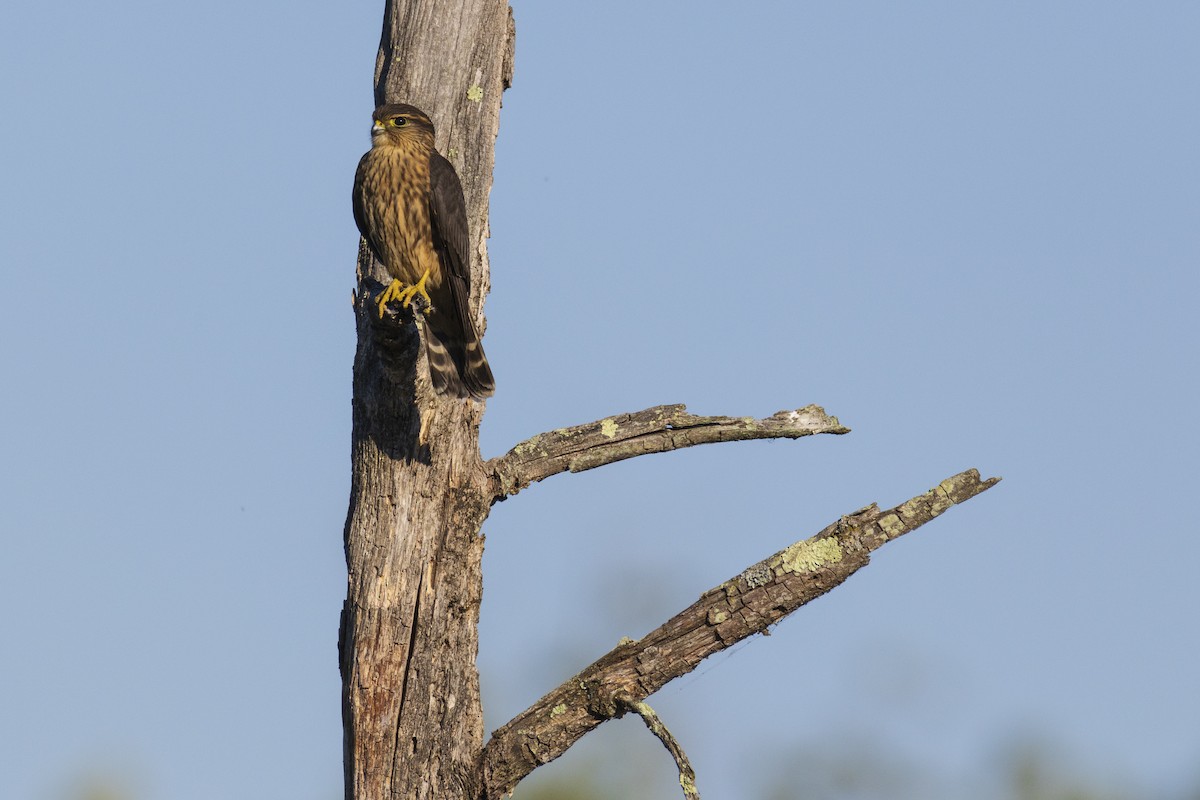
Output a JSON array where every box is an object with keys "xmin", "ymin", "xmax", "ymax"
[{"xmin": 424, "ymin": 326, "xmax": 495, "ymax": 400}]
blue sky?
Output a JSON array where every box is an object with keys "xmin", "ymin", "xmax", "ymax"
[{"xmin": 2, "ymin": 2, "xmax": 1198, "ymax": 798}]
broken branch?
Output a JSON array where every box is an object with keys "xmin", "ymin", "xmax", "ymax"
[
  {"xmin": 487, "ymin": 404, "xmax": 849, "ymax": 500},
  {"xmin": 480, "ymin": 468, "xmax": 1000, "ymax": 799}
]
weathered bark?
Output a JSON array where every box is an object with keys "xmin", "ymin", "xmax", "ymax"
[
  {"xmin": 488, "ymin": 404, "xmax": 850, "ymax": 500},
  {"xmin": 339, "ymin": 2, "xmax": 514, "ymax": 799},
  {"xmin": 480, "ymin": 469, "xmax": 1000, "ymax": 799}
]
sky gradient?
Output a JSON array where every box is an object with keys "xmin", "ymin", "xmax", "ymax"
[{"xmin": 2, "ymin": 2, "xmax": 1198, "ymax": 798}]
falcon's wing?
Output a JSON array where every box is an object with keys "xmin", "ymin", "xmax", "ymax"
[
  {"xmin": 428, "ymin": 151, "xmax": 477, "ymax": 333},
  {"xmin": 351, "ymin": 154, "xmax": 371, "ymax": 244},
  {"xmin": 427, "ymin": 150, "xmax": 495, "ymax": 398}
]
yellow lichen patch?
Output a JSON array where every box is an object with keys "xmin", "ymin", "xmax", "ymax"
[
  {"xmin": 878, "ymin": 513, "xmax": 905, "ymax": 539},
  {"xmin": 511, "ymin": 441, "xmax": 538, "ymax": 456},
  {"xmin": 550, "ymin": 703, "xmax": 567, "ymax": 718},
  {"xmin": 779, "ymin": 537, "xmax": 843, "ymax": 573},
  {"xmin": 896, "ymin": 484, "xmax": 950, "ymax": 521},
  {"xmin": 466, "ymin": 84, "xmax": 484, "ymax": 102},
  {"xmin": 931, "ymin": 479, "xmax": 960, "ymax": 512},
  {"xmin": 707, "ymin": 608, "xmax": 729, "ymax": 625},
  {"xmin": 600, "ymin": 418, "xmax": 619, "ymax": 438}
]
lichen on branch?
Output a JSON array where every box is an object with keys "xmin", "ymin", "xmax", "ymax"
[
  {"xmin": 487, "ymin": 404, "xmax": 850, "ymax": 500},
  {"xmin": 479, "ymin": 468, "xmax": 1000, "ymax": 799}
]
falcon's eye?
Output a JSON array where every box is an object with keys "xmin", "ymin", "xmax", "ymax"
[{"xmin": 391, "ymin": 117, "xmax": 408, "ymax": 127}]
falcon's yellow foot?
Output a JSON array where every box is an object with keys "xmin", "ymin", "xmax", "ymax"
[
  {"xmin": 376, "ymin": 279, "xmax": 407, "ymax": 319},
  {"xmin": 394, "ymin": 269, "xmax": 433, "ymax": 315},
  {"xmin": 375, "ymin": 270, "xmax": 434, "ymax": 318}
]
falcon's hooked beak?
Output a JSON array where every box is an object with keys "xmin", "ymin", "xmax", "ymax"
[{"xmin": 371, "ymin": 119, "xmax": 385, "ymax": 138}]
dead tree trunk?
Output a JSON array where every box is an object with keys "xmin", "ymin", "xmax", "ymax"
[
  {"xmin": 339, "ymin": 4, "xmax": 998, "ymax": 800},
  {"xmin": 338, "ymin": 2, "xmax": 514, "ymax": 799}
]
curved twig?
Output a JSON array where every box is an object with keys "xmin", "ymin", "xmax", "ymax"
[
  {"xmin": 486, "ymin": 404, "xmax": 849, "ymax": 501},
  {"xmin": 618, "ymin": 695, "xmax": 700, "ymax": 800},
  {"xmin": 480, "ymin": 469, "xmax": 1001, "ymax": 799}
]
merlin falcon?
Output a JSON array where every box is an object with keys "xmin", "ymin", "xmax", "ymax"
[{"xmin": 353, "ymin": 103, "xmax": 495, "ymax": 399}]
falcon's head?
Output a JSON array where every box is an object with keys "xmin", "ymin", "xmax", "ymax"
[{"xmin": 370, "ymin": 103, "xmax": 436, "ymax": 149}]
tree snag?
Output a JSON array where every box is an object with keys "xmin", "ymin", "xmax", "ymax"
[
  {"xmin": 339, "ymin": 3, "xmax": 999, "ymax": 800},
  {"xmin": 339, "ymin": 2, "xmax": 513, "ymax": 798}
]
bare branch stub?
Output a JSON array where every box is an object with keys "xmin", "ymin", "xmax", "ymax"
[
  {"xmin": 618, "ymin": 695, "xmax": 700, "ymax": 800},
  {"xmin": 479, "ymin": 468, "xmax": 1000, "ymax": 799},
  {"xmin": 487, "ymin": 404, "xmax": 850, "ymax": 500}
]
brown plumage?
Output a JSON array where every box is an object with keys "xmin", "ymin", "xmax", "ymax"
[{"xmin": 352, "ymin": 103, "xmax": 495, "ymax": 399}]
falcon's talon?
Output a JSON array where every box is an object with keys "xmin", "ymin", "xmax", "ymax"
[
  {"xmin": 394, "ymin": 268, "xmax": 433, "ymax": 310},
  {"xmin": 411, "ymin": 294, "xmax": 433, "ymax": 316},
  {"xmin": 376, "ymin": 279, "xmax": 407, "ymax": 318}
]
